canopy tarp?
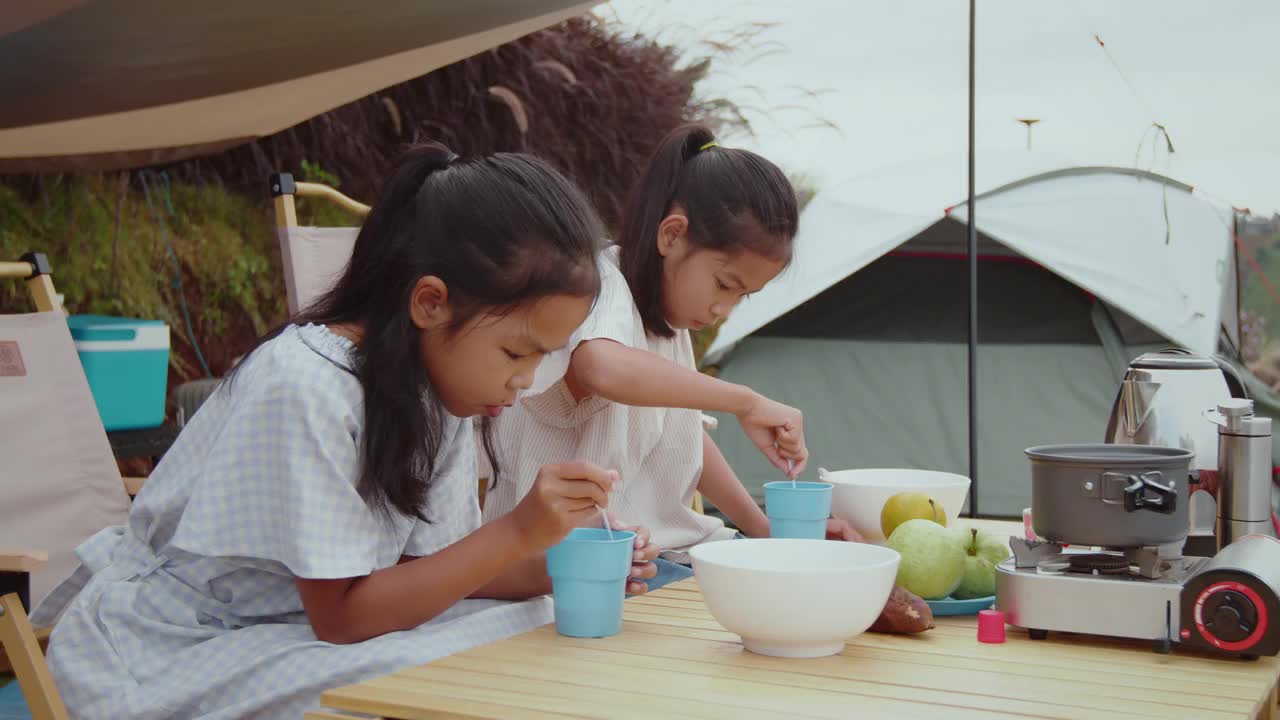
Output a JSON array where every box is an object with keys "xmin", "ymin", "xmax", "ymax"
[{"xmin": 0, "ymin": 0, "xmax": 596, "ymax": 172}]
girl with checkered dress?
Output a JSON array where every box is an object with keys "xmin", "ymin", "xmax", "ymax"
[{"xmin": 33, "ymin": 144, "xmax": 658, "ymax": 719}]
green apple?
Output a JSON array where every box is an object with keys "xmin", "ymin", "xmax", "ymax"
[
  {"xmin": 880, "ymin": 491, "xmax": 947, "ymax": 539},
  {"xmin": 885, "ymin": 518, "xmax": 966, "ymax": 600},
  {"xmin": 951, "ymin": 527, "xmax": 1012, "ymax": 600}
]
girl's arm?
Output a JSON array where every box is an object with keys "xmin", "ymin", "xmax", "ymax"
[
  {"xmin": 300, "ymin": 516, "xmax": 531, "ymax": 644},
  {"xmin": 570, "ymin": 338, "xmax": 809, "ymax": 476},
  {"xmin": 297, "ymin": 461, "xmax": 612, "ymax": 645},
  {"xmin": 467, "ymin": 552, "xmax": 553, "ymax": 600},
  {"xmin": 695, "ymin": 430, "xmax": 865, "ymax": 543},
  {"xmin": 569, "ymin": 338, "xmax": 754, "ymax": 414},
  {"xmin": 394, "ymin": 555, "xmax": 551, "ymax": 599},
  {"xmin": 697, "ymin": 429, "xmax": 769, "ymax": 538}
]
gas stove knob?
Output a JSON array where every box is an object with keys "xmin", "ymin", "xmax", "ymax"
[{"xmin": 1203, "ymin": 590, "xmax": 1257, "ymax": 643}]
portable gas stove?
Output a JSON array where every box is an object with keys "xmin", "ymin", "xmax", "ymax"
[{"xmin": 996, "ymin": 534, "xmax": 1280, "ymax": 658}]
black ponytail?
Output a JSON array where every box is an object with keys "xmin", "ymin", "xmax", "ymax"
[{"xmin": 617, "ymin": 124, "xmax": 798, "ymax": 337}]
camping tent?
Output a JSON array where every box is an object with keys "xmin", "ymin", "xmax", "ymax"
[
  {"xmin": 0, "ymin": 0, "xmax": 596, "ymax": 172},
  {"xmin": 703, "ymin": 152, "xmax": 1248, "ymax": 517}
]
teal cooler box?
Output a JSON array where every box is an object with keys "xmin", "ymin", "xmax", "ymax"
[{"xmin": 66, "ymin": 315, "xmax": 170, "ymax": 430}]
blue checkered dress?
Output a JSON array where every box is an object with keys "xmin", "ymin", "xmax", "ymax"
[{"xmin": 31, "ymin": 324, "xmax": 552, "ymax": 719}]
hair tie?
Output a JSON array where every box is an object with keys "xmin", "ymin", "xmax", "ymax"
[
  {"xmin": 445, "ymin": 152, "xmax": 460, "ymax": 166},
  {"xmin": 698, "ymin": 141, "xmax": 719, "ymax": 152}
]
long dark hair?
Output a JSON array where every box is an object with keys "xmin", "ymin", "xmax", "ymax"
[
  {"xmin": 617, "ymin": 124, "xmax": 799, "ymax": 337},
  {"xmin": 234, "ymin": 143, "xmax": 602, "ymax": 520}
]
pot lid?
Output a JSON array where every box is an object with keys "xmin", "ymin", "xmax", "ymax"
[{"xmin": 1025, "ymin": 443, "xmax": 1195, "ymax": 465}]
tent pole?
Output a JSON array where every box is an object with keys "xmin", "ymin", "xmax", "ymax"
[
  {"xmin": 967, "ymin": 0, "xmax": 979, "ymax": 517},
  {"xmin": 1234, "ymin": 212, "xmax": 1243, "ymax": 358}
]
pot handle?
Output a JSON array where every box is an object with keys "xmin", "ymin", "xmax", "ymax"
[{"xmin": 1122, "ymin": 472, "xmax": 1178, "ymax": 515}]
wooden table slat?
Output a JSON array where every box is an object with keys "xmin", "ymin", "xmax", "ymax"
[
  {"xmin": 624, "ymin": 592, "xmax": 1272, "ymax": 687},
  {"xmin": 450, "ymin": 635, "xmax": 1220, "ymax": 720},
  {"xmin": 321, "ymin": 677, "xmax": 600, "ymax": 720},
  {"xmin": 398, "ymin": 661, "xmax": 818, "ymax": 720},
  {"xmin": 499, "ymin": 622, "xmax": 1249, "ymax": 712},
  {"xmin": 317, "ymin": 520, "xmax": 1280, "ymax": 720},
  {"xmin": 494, "ymin": 627, "xmax": 1248, "ymax": 718}
]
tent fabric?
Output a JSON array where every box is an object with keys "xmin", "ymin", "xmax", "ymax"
[
  {"xmin": 711, "ymin": 196, "xmax": 1269, "ymax": 515},
  {"xmin": 704, "ymin": 198, "xmax": 936, "ymax": 363},
  {"xmin": 698, "ymin": 156, "xmax": 1248, "ymax": 517},
  {"xmin": 702, "ymin": 159, "xmax": 1242, "ymax": 517},
  {"xmin": 0, "ymin": 0, "xmax": 596, "ymax": 171},
  {"xmin": 707, "ymin": 159, "xmax": 1238, "ymax": 364},
  {"xmin": 0, "ymin": 0, "xmax": 86, "ymax": 37},
  {"xmin": 947, "ymin": 169, "xmax": 1238, "ymax": 358},
  {"xmin": 709, "ymin": 337, "xmax": 1142, "ymax": 517},
  {"xmin": 0, "ymin": 312, "xmax": 131, "ymax": 606},
  {"xmin": 708, "ymin": 252, "xmax": 1168, "ymax": 517},
  {"xmin": 755, "ymin": 251, "xmax": 1103, "ymax": 344}
]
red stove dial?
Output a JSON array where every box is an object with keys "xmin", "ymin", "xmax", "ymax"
[{"xmin": 1193, "ymin": 581, "xmax": 1269, "ymax": 652}]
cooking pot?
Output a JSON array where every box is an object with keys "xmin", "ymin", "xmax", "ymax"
[{"xmin": 1026, "ymin": 444, "xmax": 1196, "ymax": 547}]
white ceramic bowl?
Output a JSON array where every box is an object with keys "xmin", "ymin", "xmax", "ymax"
[
  {"xmin": 689, "ymin": 538, "xmax": 900, "ymax": 658},
  {"xmin": 820, "ymin": 468, "xmax": 971, "ymax": 543}
]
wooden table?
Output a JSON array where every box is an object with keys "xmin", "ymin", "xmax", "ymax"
[{"xmin": 308, "ymin": 520, "xmax": 1280, "ymax": 720}]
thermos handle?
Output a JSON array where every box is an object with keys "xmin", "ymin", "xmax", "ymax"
[{"xmin": 1212, "ymin": 356, "xmax": 1251, "ymax": 400}]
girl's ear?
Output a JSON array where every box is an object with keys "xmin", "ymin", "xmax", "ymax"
[
  {"xmin": 655, "ymin": 213, "xmax": 689, "ymax": 258},
  {"xmin": 409, "ymin": 276, "xmax": 451, "ymax": 330}
]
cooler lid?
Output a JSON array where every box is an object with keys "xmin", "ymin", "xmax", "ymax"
[{"xmin": 67, "ymin": 315, "xmax": 165, "ymax": 342}]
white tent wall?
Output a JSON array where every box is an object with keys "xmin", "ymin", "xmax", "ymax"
[
  {"xmin": 702, "ymin": 198, "xmax": 938, "ymax": 365},
  {"xmin": 709, "ymin": 164, "xmax": 1237, "ymax": 362},
  {"xmin": 710, "ymin": 337, "xmax": 1148, "ymax": 518},
  {"xmin": 948, "ymin": 168, "xmax": 1238, "ymax": 356},
  {"xmin": 706, "ymin": 150, "xmax": 1081, "ymax": 364},
  {"xmin": 707, "ymin": 245, "xmax": 1169, "ymax": 518},
  {"xmin": 703, "ymin": 163, "xmax": 1244, "ymax": 519}
]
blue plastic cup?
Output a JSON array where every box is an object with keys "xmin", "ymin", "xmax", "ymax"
[
  {"xmin": 765, "ymin": 481, "xmax": 833, "ymax": 539},
  {"xmin": 545, "ymin": 528, "xmax": 636, "ymax": 638}
]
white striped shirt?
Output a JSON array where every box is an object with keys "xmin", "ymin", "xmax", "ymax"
[{"xmin": 481, "ymin": 246, "xmax": 734, "ymax": 562}]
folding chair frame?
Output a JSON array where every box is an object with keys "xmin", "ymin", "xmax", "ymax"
[
  {"xmin": 0, "ymin": 553, "xmax": 70, "ymax": 720},
  {"xmin": 270, "ymin": 172, "xmax": 371, "ymax": 232},
  {"xmin": 0, "ymin": 254, "xmax": 145, "ymax": 496},
  {"xmin": 0, "ymin": 253, "xmax": 60, "ymax": 313}
]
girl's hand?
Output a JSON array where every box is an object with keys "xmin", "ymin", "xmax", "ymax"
[
  {"xmin": 509, "ymin": 461, "xmax": 617, "ymax": 550},
  {"xmin": 602, "ymin": 514, "xmax": 660, "ymax": 594},
  {"xmin": 826, "ymin": 518, "xmax": 864, "ymax": 543},
  {"xmin": 736, "ymin": 392, "xmax": 808, "ymax": 478}
]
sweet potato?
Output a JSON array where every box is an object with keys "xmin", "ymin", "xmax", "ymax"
[{"xmin": 869, "ymin": 585, "xmax": 935, "ymax": 634}]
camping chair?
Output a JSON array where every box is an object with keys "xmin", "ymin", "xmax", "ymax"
[
  {"xmin": 270, "ymin": 173, "xmax": 370, "ymax": 317},
  {"xmin": 0, "ymin": 554, "xmax": 68, "ymax": 720},
  {"xmin": 0, "ymin": 254, "xmax": 132, "ymax": 713},
  {"xmin": 0, "ymin": 550, "xmax": 68, "ymax": 712},
  {"xmin": 0, "ymin": 255, "xmax": 145, "ymax": 492},
  {"xmin": 165, "ymin": 172, "xmax": 374, "ymax": 428}
]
